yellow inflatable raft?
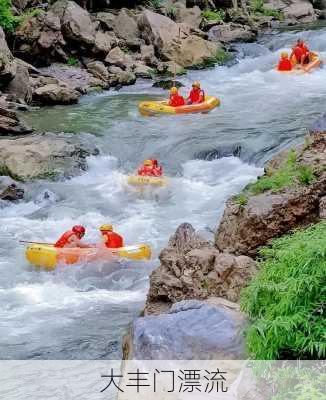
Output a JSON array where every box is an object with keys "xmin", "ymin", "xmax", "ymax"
[
  {"xmin": 279, "ymin": 52, "xmax": 322, "ymax": 74},
  {"xmin": 139, "ymin": 95, "xmax": 220, "ymax": 116},
  {"xmin": 26, "ymin": 243, "xmax": 152, "ymax": 270},
  {"xmin": 127, "ymin": 175, "xmax": 167, "ymax": 187}
]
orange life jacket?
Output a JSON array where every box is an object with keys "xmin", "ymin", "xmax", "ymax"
[
  {"xmin": 103, "ymin": 231, "xmax": 124, "ymax": 248},
  {"xmin": 55, "ymin": 230, "xmax": 77, "ymax": 248},
  {"xmin": 189, "ymin": 88, "xmax": 205, "ymax": 104},
  {"xmin": 278, "ymin": 59, "xmax": 292, "ymax": 71},
  {"xmin": 169, "ymin": 94, "xmax": 185, "ymax": 107},
  {"xmin": 138, "ymin": 164, "xmax": 163, "ymax": 177}
]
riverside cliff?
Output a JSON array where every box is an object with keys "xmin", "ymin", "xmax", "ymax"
[{"xmin": 123, "ymin": 117, "xmax": 326, "ymax": 360}]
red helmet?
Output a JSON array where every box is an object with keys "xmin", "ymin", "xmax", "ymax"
[{"xmin": 72, "ymin": 225, "xmax": 85, "ymax": 237}]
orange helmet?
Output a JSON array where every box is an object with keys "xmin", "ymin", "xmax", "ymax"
[
  {"xmin": 281, "ymin": 51, "xmax": 288, "ymax": 59},
  {"xmin": 143, "ymin": 159, "xmax": 153, "ymax": 167},
  {"xmin": 192, "ymin": 81, "xmax": 201, "ymax": 88},
  {"xmin": 170, "ymin": 86, "xmax": 178, "ymax": 95}
]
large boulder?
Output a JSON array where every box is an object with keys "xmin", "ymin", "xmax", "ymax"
[
  {"xmin": 124, "ymin": 298, "xmax": 247, "ymax": 360},
  {"xmin": 175, "ymin": 4, "xmax": 202, "ymax": 29},
  {"xmin": 33, "ymin": 83, "xmax": 80, "ymax": 105},
  {"xmin": 112, "ymin": 9, "xmax": 141, "ymax": 48},
  {"xmin": 0, "ymin": 27, "xmax": 17, "ymax": 84},
  {"xmin": 95, "ymin": 12, "xmax": 116, "ymax": 30},
  {"xmin": 51, "ymin": 0, "xmax": 97, "ymax": 45},
  {"xmin": 215, "ymin": 133, "xmax": 326, "ymax": 256},
  {"xmin": 5, "ymin": 61, "xmax": 33, "ymax": 104},
  {"xmin": 138, "ymin": 10, "xmax": 219, "ymax": 68},
  {"xmin": 0, "ymin": 98, "xmax": 33, "ymax": 135},
  {"xmin": 93, "ymin": 30, "xmax": 117, "ymax": 54},
  {"xmin": 105, "ymin": 47, "xmax": 133, "ymax": 69},
  {"xmin": 147, "ymin": 223, "xmax": 257, "ymax": 305},
  {"xmin": 0, "ymin": 176, "xmax": 24, "ymax": 201},
  {"xmin": 265, "ymin": 0, "xmax": 316, "ymax": 23},
  {"xmin": 0, "ymin": 133, "xmax": 99, "ymax": 181},
  {"xmin": 208, "ymin": 22, "xmax": 256, "ymax": 43}
]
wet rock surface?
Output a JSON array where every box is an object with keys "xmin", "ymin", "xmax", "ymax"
[
  {"xmin": 124, "ymin": 298, "xmax": 247, "ymax": 360},
  {"xmin": 0, "ymin": 133, "xmax": 99, "ymax": 181},
  {"xmin": 0, "ymin": 176, "xmax": 24, "ymax": 201},
  {"xmin": 0, "ymin": 98, "xmax": 33, "ymax": 135}
]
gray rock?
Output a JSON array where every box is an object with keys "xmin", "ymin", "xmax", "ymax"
[
  {"xmin": 33, "ymin": 83, "xmax": 80, "ymax": 105},
  {"xmin": 86, "ymin": 61, "xmax": 109, "ymax": 81},
  {"xmin": 0, "ymin": 133, "xmax": 99, "ymax": 181},
  {"xmin": 310, "ymin": 113, "xmax": 326, "ymax": 133},
  {"xmin": 105, "ymin": 47, "xmax": 134, "ymax": 69},
  {"xmin": 0, "ymin": 27, "xmax": 17, "ymax": 83},
  {"xmin": 208, "ymin": 23, "xmax": 256, "ymax": 43},
  {"xmin": 0, "ymin": 176, "xmax": 24, "ymax": 201},
  {"xmin": 5, "ymin": 61, "xmax": 33, "ymax": 104},
  {"xmin": 127, "ymin": 299, "xmax": 246, "ymax": 360},
  {"xmin": 0, "ymin": 98, "xmax": 33, "ymax": 135}
]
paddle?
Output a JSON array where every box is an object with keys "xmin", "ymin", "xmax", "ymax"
[{"xmin": 19, "ymin": 240, "xmax": 54, "ymax": 245}]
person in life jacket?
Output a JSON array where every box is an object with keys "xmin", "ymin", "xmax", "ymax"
[
  {"xmin": 54, "ymin": 225, "xmax": 89, "ymax": 248},
  {"xmin": 168, "ymin": 86, "xmax": 185, "ymax": 107},
  {"xmin": 277, "ymin": 52, "xmax": 293, "ymax": 72},
  {"xmin": 186, "ymin": 81, "xmax": 205, "ymax": 105},
  {"xmin": 99, "ymin": 225, "xmax": 124, "ymax": 248},
  {"xmin": 137, "ymin": 159, "xmax": 163, "ymax": 177},
  {"xmin": 291, "ymin": 39, "xmax": 310, "ymax": 66}
]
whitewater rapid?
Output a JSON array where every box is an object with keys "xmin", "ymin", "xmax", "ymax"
[{"xmin": 1, "ymin": 27, "xmax": 326, "ymax": 359}]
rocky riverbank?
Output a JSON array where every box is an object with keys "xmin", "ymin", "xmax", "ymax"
[{"xmin": 123, "ymin": 117, "xmax": 326, "ymax": 360}]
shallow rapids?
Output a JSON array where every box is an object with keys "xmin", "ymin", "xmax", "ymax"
[{"xmin": 1, "ymin": 27, "xmax": 326, "ymax": 359}]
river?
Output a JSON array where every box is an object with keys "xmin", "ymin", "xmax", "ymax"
[{"xmin": 0, "ymin": 27, "xmax": 325, "ymax": 359}]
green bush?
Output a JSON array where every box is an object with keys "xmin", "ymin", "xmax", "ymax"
[
  {"xmin": 202, "ymin": 9, "xmax": 225, "ymax": 22},
  {"xmin": 250, "ymin": 0, "xmax": 283, "ymax": 19},
  {"xmin": 0, "ymin": 0, "xmax": 18, "ymax": 32},
  {"xmin": 246, "ymin": 150, "xmax": 315, "ymax": 195},
  {"xmin": 145, "ymin": 0, "xmax": 161, "ymax": 10},
  {"xmin": 190, "ymin": 49, "xmax": 232, "ymax": 69},
  {"xmin": 235, "ymin": 193, "xmax": 248, "ymax": 207},
  {"xmin": 165, "ymin": 4, "xmax": 177, "ymax": 20},
  {"xmin": 241, "ymin": 222, "xmax": 326, "ymax": 359}
]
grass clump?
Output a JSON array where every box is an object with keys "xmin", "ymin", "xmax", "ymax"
[
  {"xmin": 165, "ymin": 4, "xmax": 177, "ymax": 20},
  {"xmin": 145, "ymin": 0, "xmax": 161, "ymax": 10},
  {"xmin": 0, "ymin": 164, "xmax": 23, "ymax": 181},
  {"xmin": 235, "ymin": 193, "xmax": 248, "ymax": 207},
  {"xmin": 202, "ymin": 8, "xmax": 225, "ymax": 22},
  {"xmin": 66, "ymin": 56, "xmax": 79, "ymax": 66},
  {"xmin": 247, "ymin": 150, "xmax": 315, "ymax": 195},
  {"xmin": 241, "ymin": 221, "xmax": 326, "ymax": 359},
  {"xmin": 250, "ymin": 0, "xmax": 283, "ymax": 20}
]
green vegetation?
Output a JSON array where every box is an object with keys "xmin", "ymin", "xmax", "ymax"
[
  {"xmin": 0, "ymin": 0, "xmax": 43, "ymax": 32},
  {"xmin": 235, "ymin": 193, "xmax": 248, "ymax": 207},
  {"xmin": 165, "ymin": 4, "xmax": 177, "ymax": 20},
  {"xmin": 190, "ymin": 49, "xmax": 232, "ymax": 69},
  {"xmin": 202, "ymin": 9, "xmax": 225, "ymax": 22},
  {"xmin": 35, "ymin": 169, "xmax": 60, "ymax": 181},
  {"xmin": 66, "ymin": 56, "xmax": 79, "ymax": 66},
  {"xmin": 241, "ymin": 222, "xmax": 326, "ymax": 359},
  {"xmin": 250, "ymin": 0, "xmax": 283, "ymax": 19},
  {"xmin": 246, "ymin": 150, "xmax": 315, "ymax": 195},
  {"xmin": 252, "ymin": 362, "xmax": 326, "ymax": 400},
  {"xmin": 145, "ymin": 0, "xmax": 161, "ymax": 10},
  {"xmin": 0, "ymin": 0, "xmax": 18, "ymax": 32}
]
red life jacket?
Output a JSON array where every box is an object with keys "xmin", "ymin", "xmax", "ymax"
[
  {"xmin": 169, "ymin": 94, "xmax": 185, "ymax": 107},
  {"xmin": 55, "ymin": 230, "xmax": 77, "ymax": 248},
  {"xmin": 103, "ymin": 231, "xmax": 124, "ymax": 248},
  {"xmin": 189, "ymin": 88, "xmax": 205, "ymax": 104},
  {"xmin": 278, "ymin": 59, "xmax": 292, "ymax": 71},
  {"xmin": 293, "ymin": 46, "xmax": 304, "ymax": 63},
  {"xmin": 138, "ymin": 165, "xmax": 163, "ymax": 177}
]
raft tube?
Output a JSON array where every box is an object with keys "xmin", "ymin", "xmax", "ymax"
[
  {"xmin": 139, "ymin": 95, "xmax": 220, "ymax": 116},
  {"xmin": 26, "ymin": 243, "xmax": 152, "ymax": 270},
  {"xmin": 127, "ymin": 175, "xmax": 167, "ymax": 187}
]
